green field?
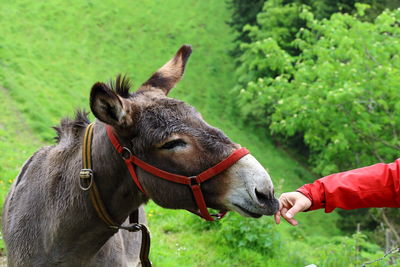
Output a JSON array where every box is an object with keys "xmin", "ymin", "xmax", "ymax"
[{"xmin": 0, "ymin": 1, "xmax": 392, "ymax": 266}]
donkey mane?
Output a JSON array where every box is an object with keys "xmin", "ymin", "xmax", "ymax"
[
  {"xmin": 53, "ymin": 74, "xmax": 132, "ymax": 144},
  {"xmin": 108, "ymin": 74, "xmax": 132, "ymax": 98},
  {"xmin": 53, "ymin": 110, "xmax": 90, "ymax": 144}
]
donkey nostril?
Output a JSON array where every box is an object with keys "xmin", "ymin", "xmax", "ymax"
[{"xmin": 255, "ymin": 188, "xmax": 270, "ymax": 206}]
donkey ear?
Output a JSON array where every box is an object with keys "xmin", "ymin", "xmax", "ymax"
[
  {"xmin": 138, "ymin": 44, "xmax": 192, "ymax": 95},
  {"xmin": 90, "ymin": 82, "xmax": 125, "ymax": 126}
]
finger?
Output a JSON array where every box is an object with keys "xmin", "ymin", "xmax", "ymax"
[
  {"xmin": 286, "ymin": 203, "xmax": 304, "ymax": 219},
  {"xmin": 284, "ymin": 216, "xmax": 298, "ymax": 226},
  {"xmin": 274, "ymin": 211, "xmax": 281, "ymax": 224},
  {"xmin": 280, "ymin": 207, "xmax": 288, "ymax": 217},
  {"xmin": 281, "ymin": 207, "xmax": 299, "ymax": 226},
  {"xmin": 278, "ymin": 193, "xmax": 287, "ymax": 204},
  {"xmin": 279, "ymin": 194, "xmax": 293, "ymax": 211}
]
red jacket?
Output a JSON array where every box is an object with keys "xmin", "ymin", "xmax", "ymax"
[{"xmin": 297, "ymin": 159, "xmax": 400, "ymax": 212}]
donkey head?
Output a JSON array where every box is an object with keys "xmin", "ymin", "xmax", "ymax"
[{"xmin": 89, "ymin": 45, "xmax": 279, "ymax": 218}]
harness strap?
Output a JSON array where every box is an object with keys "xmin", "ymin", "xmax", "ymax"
[
  {"xmin": 80, "ymin": 123, "xmax": 152, "ymax": 266},
  {"xmin": 81, "ymin": 123, "xmax": 119, "ymax": 227},
  {"xmin": 190, "ymin": 183, "xmax": 214, "ymax": 221},
  {"xmin": 90, "ymin": 183, "xmax": 118, "ymax": 226},
  {"xmin": 139, "ymin": 223, "xmax": 152, "ymax": 267}
]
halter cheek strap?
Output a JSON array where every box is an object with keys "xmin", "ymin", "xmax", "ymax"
[{"xmin": 106, "ymin": 125, "xmax": 250, "ymax": 221}]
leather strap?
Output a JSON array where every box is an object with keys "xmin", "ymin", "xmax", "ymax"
[
  {"xmin": 81, "ymin": 123, "xmax": 119, "ymax": 227},
  {"xmin": 106, "ymin": 125, "xmax": 250, "ymax": 221},
  {"xmin": 80, "ymin": 123, "xmax": 152, "ymax": 266},
  {"xmin": 129, "ymin": 209, "xmax": 151, "ymax": 267},
  {"xmin": 140, "ymin": 225, "xmax": 151, "ymax": 267}
]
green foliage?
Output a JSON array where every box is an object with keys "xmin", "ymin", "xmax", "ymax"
[
  {"xmin": 246, "ymin": 0, "xmax": 306, "ymax": 56},
  {"xmin": 287, "ymin": 0, "xmax": 398, "ymax": 21},
  {"xmin": 148, "ymin": 201, "xmax": 389, "ymax": 266},
  {"xmin": 226, "ymin": 0, "xmax": 265, "ymax": 56},
  {"xmin": 218, "ymin": 213, "xmax": 280, "ymax": 256},
  {"xmin": 236, "ymin": 2, "xmax": 400, "ymax": 175},
  {"xmin": 226, "ymin": 0, "xmax": 265, "ymax": 41},
  {"xmin": 337, "ymin": 208, "xmax": 378, "ymax": 234},
  {"xmin": 305, "ymin": 232, "xmax": 390, "ymax": 266},
  {"xmin": 227, "ymin": 0, "xmax": 399, "ymax": 59}
]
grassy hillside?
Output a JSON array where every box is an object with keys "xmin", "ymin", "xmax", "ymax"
[{"xmin": 0, "ymin": 0, "xmax": 391, "ymax": 266}]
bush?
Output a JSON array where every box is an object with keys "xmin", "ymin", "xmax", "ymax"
[
  {"xmin": 226, "ymin": 0, "xmax": 265, "ymax": 43},
  {"xmin": 217, "ymin": 213, "xmax": 281, "ymax": 256},
  {"xmin": 306, "ymin": 232, "xmax": 386, "ymax": 266},
  {"xmin": 227, "ymin": 0, "xmax": 397, "ymax": 59},
  {"xmin": 226, "ymin": 0, "xmax": 266, "ymax": 58},
  {"xmin": 236, "ymin": 3, "xmax": 400, "ymax": 175}
]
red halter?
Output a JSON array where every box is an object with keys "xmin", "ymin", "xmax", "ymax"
[{"xmin": 106, "ymin": 125, "xmax": 250, "ymax": 221}]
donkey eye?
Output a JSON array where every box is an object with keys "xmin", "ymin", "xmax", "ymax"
[{"xmin": 160, "ymin": 139, "xmax": 187, "ymax": 150}]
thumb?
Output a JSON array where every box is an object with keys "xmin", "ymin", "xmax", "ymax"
[{"xmin": 286, "ymin": 203, "xmax": 303, "ymax": 219}]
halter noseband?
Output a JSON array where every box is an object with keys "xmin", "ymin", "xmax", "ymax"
[{"xmin": 106, "ymin": 125, "xmax": 250, "ymax": 221}]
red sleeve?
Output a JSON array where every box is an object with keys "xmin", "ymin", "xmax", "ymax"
[{"xmin": 297, "ymin": 159, "xmax": 400, "ymax": 213}]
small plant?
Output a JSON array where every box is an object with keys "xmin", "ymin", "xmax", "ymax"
[{"xmin": 217, "ymin": 213, "xmax": 281, "ymax": 256}]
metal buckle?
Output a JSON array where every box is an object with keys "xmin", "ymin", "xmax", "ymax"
[
  {"xmin": 79, "ymin": 169, "xmax": 93, "ymax": 191},
  {"xmin": 189, "ymin": 176, "xmax": 199, "ymax": 186},
  {"xmin": 121, "ymin": 147, "xmax": 133, "ymax": 160}
]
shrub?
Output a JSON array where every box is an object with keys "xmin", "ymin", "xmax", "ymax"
[
  {"xmin": 236, "ymin": 3, "xmax": 400, "ymax": 175},
  {"xmin": 226, "ymin": 0, "xmax": 266, "ymax": 57},
  {"xmin": 217, "ymin": 213, "xmax": 281, "ymax": 256}
]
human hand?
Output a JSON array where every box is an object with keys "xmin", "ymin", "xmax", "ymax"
[{"xmin": 274, "ymin": 192, "xmax": 311, "ymax": 226}]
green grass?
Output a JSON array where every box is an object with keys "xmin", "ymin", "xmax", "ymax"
[
  {"xmin": 0, "ymin": 88, "xmax": 44, "ymax": 205},
  {"xmin": 0, "ymin": 0, "xmax": 236, "ymax": 141},
  {"xmin": 0, "ymin": 0, "xmax": 392, "ymax": 265}
]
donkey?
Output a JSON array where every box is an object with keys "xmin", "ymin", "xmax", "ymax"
[{"xmin": 2, "ymin": 45, "xmax": 279, "ymax": 266}]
